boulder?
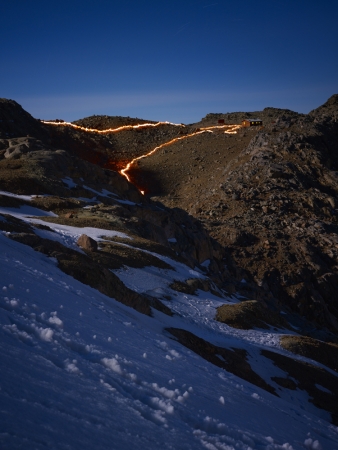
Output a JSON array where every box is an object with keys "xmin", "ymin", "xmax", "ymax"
[{"xmin": 77, "ymin": 234, "xmax": 98, "ymax": 252}]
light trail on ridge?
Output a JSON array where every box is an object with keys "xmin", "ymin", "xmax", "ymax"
[
  {"xmin": 42, "ymin": 119, "xmax": 241, "ymax": 193},
  {"xmin": 41, "ymin": 120, "xmax": 185, "ymax": 134},
  {"xmin": 42, "ymin": 120, "xmax": 241, "ymax": 135},
  {"xmin": 120, "ymin": 124, "xmax": 241, "ymax": 194}
]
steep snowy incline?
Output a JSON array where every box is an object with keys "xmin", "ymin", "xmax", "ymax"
[{"xmin": 1, "ymin": 226, "xmax": 338, "ymax": 449}]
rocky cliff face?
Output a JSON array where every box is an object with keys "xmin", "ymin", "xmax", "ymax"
[
  {"xmin": 129, "ymin": 95, "xmax": 338, "ymax": 342},
  {"xmin": 210, "ymin": 95, "xmax": 338, "ymax": 338}
]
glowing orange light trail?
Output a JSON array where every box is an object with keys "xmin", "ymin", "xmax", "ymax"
[
  {"xmin": 120, "ymin": 130, "xmax": 210, "ymax": 183},
  {"xmin": 42, "ymin": 120, "xmax": 184, "ymax": 134},
  {"xmin": 199, "ymin": 124, "xmax": 241, "ymax": 132},
  {"xmin": 42, "ymin": 118, "xmax": 241, "ymax": 193},
  {"xmin": 119, "ymin": 124, "xmax": 241, "ymax": 191}
]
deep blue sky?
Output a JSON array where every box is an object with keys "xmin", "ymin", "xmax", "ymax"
[{"xmin": 1, "ymin": 0, "xmax": 338, "ymax": 123}]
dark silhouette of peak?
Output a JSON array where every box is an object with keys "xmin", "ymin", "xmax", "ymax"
[
  {"xmin": 309, "ymin": 93, "xmax": 338, "ymax": 118},
  {"xmin": 0, "ymin": 98, "xmax": 48, "ymax": 140}
]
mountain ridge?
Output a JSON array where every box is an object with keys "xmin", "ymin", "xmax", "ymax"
[{"xmin": 1, "ymin": 96, "xmax": 338, "ymax": 446}]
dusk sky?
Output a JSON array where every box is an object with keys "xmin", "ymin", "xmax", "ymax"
[{"xmin": 1, "ymin": 0, "xmax": 338, "ymax": 123}]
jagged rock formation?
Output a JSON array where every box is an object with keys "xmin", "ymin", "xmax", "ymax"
[{"xmin": 0, "ymin": 98, "xmax": 49, "ymax": 140}]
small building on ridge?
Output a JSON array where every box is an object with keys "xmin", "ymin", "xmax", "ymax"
[{"xmin": 242, "ymin": 119, "xmax": 263, "ymax": 127}]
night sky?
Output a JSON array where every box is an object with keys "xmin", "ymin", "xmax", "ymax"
[{"xmin": 1, "ymin": 0, "xmax": 338, "ymax": 123}]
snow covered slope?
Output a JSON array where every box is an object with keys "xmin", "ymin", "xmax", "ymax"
[{"xmin": 1, "ymin": 204, "xmax": 338, "ymax": 449}]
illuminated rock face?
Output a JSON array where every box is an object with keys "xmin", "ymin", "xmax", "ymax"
[{"xmin": 77, "ymin": 234, "xmax": 98, "ymax": 252}]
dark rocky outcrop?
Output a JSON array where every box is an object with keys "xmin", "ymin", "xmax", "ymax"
[
  {"xmin": 77, "ymin": 234, "xmax": 98, "ymax": 252},
  {"xmin": 215, "ymin": 300, "xmax": 291, "ymax": 330},
  {"xmin": 167, "ymin": 327, "xmax": 276, "ymax": 395},
  {"xmin": 262, "ymin": 348, "xmax": 338, "ymax": 425},
  {"xmin": 280, "ymin": 335, "xmax": 338, "ymax": 372},
  {"xmin": 163, "ymin": 94, "xmax": 338, "ymax": 340},
  {"xmin": 0, "ymin": 98, "xmax": 48, "ymax": 140}
]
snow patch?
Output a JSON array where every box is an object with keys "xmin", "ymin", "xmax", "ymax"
[
  {"xmin": 37, "ymin": 327, "xmax": 54, "ymax": 342},
  {"xmin": 0, "ymin": 205, "xmax": 57, "ymax": 218},
  {"xmin": 62, "ymin": 177, "xmax": 77, "ymax": 188},
  {"xmin": 101, "ymin": 357, "xmax": 124, "ymax": 375}
]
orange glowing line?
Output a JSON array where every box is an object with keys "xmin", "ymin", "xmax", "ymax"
[
  {"xmin": 42, "ymin": 117, "xmax": 241, "ymax": 193},
  {"xmin": 119, "ymin": 124, "xmax": 241, "ymax": 187},
  {"xmin": 199, "ymin": 124, "xmax": 241, "ymax": 132},
  {"xmin": 41, "ymin": 120, "xmax": 185, "ymax": 134},
  {"xmin": 120, "ymin": 130, "xmax": 209, "ymax": 183}
]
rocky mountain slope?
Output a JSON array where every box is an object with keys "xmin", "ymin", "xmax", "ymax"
[
  {"xmin": 135, "ymin": 95, "xmax": 338, "ymax": 342},
  {"xmin": 1, "ymin": 96, "xmax": 338, "ymax": 434}
]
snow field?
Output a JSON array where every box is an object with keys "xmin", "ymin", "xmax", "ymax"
[{"xmin": 1, "ymin": 209, "xmax": 338, "ymax": 448}]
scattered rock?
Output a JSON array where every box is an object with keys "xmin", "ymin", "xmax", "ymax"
[
  {"xmin": 262, "ymin": 348, "xmax": 338, "ymax": 425},
  {"xmin": 280, "ymin": 335, "xmax": 338, "ymax": 372},
  {"xmin": 215, "ymin": 300, "xmax": 290, "ymax": 330},
  {"xmin": 7, "ymin": 232, "xmax": 172, "ymax": 317},
  {"xmin": 167, "ymin": 327, "xmax": 276, "ymax": 395},
  {"xmin": 77, "ymin": 234, "xmax": 98, "ymax": 252},
  {"xmin": 169, "ymin": 278, "xmax": 218, "ymax": 296}
]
